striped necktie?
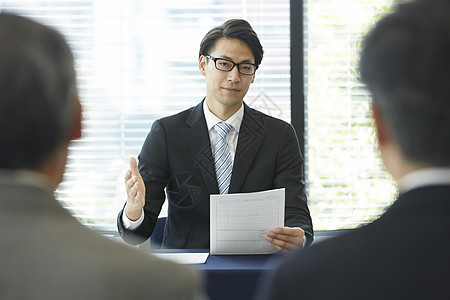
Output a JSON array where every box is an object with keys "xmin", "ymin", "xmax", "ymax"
[{"xmin": 213, "ymin": 122, "xmax": 233, "ymax": 194}]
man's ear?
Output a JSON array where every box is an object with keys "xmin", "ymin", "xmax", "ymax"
[
  {"xmin": 372, "ymin": 100, "xmax": 387, "ymax": 147},
  {"xmin": 69, "ymin": 96, "xmax": 82, "ymax": 141},
  {"xmin": 199, "ymin": 55, "xmax": 207, "ymax": 76}
]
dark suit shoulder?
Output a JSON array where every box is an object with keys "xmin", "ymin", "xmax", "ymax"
[
  {"xmin": 155, "ymin": 100, "xmax": 206, "ymax": 131},
  {"xmin": 266, "ymin": 191, "xmax": 450, "ymax": 300}
]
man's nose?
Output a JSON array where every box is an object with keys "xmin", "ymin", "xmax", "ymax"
[{"xmin": 227, "ymin": 66, "xmax": 241, "ymax": 82}]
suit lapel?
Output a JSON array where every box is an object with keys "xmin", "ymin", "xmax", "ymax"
[
  {"xmin": 229, "ymin": 104, "xmax": 266, "ymax": 192},
  {"xmin": 183, "ymin": 100, "xmax": 219, "ymax": 194}
]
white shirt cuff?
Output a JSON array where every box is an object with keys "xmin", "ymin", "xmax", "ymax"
[{"xmin": 122, "ymin": 208, "xmax": 144, "ymax": 230}]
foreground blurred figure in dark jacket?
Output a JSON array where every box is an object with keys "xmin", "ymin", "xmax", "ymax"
[{"xmin": 259, "ymin": 0, "xmax": 450, "ymax": 299}]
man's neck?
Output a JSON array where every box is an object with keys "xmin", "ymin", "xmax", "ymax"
[
  {"xmin": 205, "ymin": 98, "xmax": 242, "ymax": 121},
  {"xmin": 36, "ymin": 144, "xmax": 69, "ymax": 190}
]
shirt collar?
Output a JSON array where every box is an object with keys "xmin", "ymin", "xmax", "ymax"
[
  {"xmin": 203, "ymin": 99, "xmax": 244, "ymax": 133},
  {"xmin": 0, "ymin": 169, "xmax": 54, "ymax": 192},
  {"xmin": 398, "ymin": 167, "xmax": 450, "ymax": 194}
]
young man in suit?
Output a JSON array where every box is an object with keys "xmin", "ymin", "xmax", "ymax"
[
  {"xmin": 260, "ymin": 0, "xmax": 450, "ymax": 298},
  {"xmin": 118, "ymin": 19, "xmax": 313, "ymax": 253},
  {"xmin": 0, "ymin": 13, "xmax": 203, "ymax": 300}
]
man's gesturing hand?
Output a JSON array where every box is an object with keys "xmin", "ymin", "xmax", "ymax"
[{"xmin": 124, "ymin": 157, "xmax": 146, "ymax": 221}]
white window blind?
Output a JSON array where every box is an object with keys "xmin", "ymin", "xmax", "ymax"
[
  {"xmin": 304, "ymin": 0, "xmax": 399, "ymax": 230},
  {"xmin": 2, "ymin": 0, "xmax": 401, "ymax": 233},
  {"xmin": 2, "ymin": 0, "xmax": 291, "ymax": 232}
]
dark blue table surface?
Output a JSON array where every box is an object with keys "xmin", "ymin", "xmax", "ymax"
[{"xmin": 154, "ymin": 249, "xmax": 285, "ymax": 300}]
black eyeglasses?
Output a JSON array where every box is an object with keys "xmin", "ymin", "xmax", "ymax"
[{"xmin": 205, "ymin": 55, "xmax": 258, "ymax": 75}]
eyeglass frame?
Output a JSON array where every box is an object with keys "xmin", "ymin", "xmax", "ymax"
[{"xmin": 205, "ymin": 55, "xmax": 258, "ymax": 75}]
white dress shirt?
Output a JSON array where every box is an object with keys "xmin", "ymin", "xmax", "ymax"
[{"xmin": 397, "ymin": 167, "xmax": 450, "ymax": 194}]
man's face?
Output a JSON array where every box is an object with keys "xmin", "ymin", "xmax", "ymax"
[{"xmin": 199, "ymin": 38, "xmax": 256, "ymax": 117}]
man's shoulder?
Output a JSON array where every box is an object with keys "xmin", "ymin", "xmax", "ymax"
[
  {"xmin": 67, "ymin": 226, "xmax": 200, "ymax": 296},
  {"xmin": 107, "ymin": 244, "xmax": 200, "ymax": 299},
  {"xmin": 154, "ymin": 103, "xmax": 201, "ymax": 128},
  {"xmin": 158, "ymin": 102, "xmax": 203, "ymax": 123},
  {"xmin": 160, "ymin": 106, "xmax": 196, "ymax": 121},
  {"xmin": 3, "ymin": 207, "xmax": 200, "ymax": 299},
  {"xmin": 276, "ymin": 227, "xmax": 376, "ymax": 276}
]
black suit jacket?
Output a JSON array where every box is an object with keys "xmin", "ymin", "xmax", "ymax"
[
  {"xmin": 260, "ymin": 185, "xmax": 450, "ymax": 300},
  {"xmin": 118, "ymin": 100, "xmax": 313, "ymax": 248}
]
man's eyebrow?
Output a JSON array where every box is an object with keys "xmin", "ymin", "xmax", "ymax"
[{"xmin": 220, "ymin": 55, "xmax": 254, "ymax": 64}]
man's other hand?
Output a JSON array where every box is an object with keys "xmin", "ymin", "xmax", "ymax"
[{"xmin": 265, "ymin": 227, "xmax": 305, "ymax": 255}]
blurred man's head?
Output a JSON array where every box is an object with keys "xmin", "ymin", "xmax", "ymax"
[
  {"xmin": 359, "ymin": 0, "xmax": 450, "ymax": 177},
  {"xmin": 0, "ymin": 13, "xmax": 81, "ymax": 186},
  {"xmin": 359, "ymin": 0, "xmax": 450, "ymax": 168}
]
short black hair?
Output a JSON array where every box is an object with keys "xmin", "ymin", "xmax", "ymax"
[
  {"xmin": 359, "ymin": 0, "xmax": 450, "ymax": 166},
  {"xmin": 199, "ymin": 19, "xmax": 264, "ymax": 67},
  {"xmin": 0, "ymin": 13, "xmax": 76, "ymax": 169}
]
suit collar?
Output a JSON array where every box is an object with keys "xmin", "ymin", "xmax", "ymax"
[
  {"xmin": 378, "ymin": 185, "xmax": 450, "ymax": 222},
  {"xmin": 0, "ymin": 170, "xmax": 62, "ymax": 211},
  {"xmin": 185, "ymin": 97, "xmax": 206, "ymax": 127},
  {"xmin": 184, "ymin": 99, "xmax": 219, "ymax": 194},
  {"xmin": 0, "ymin": 169, "xmax": 53, "ymax": 192}
]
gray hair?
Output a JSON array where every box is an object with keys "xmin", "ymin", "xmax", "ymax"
[
  {"xmin": 359, "ymin": 0, "xmax": 450, "ymax": 166},
  {"xmin": 0, "ymin": 13, "xmax": 77, "ymax": 169}
]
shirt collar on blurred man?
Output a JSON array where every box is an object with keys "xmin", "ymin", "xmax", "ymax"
[
  {"xmin": 0, "ymin": 169, "xmax": 54, "ymax": 192},
  {"xmin": 398, "ymin": 167, "xmax": 450, "ymax": 194}
]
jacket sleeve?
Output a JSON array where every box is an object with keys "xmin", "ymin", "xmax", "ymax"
[{"xmin": 275, "ymin": 123, "xmax": 314, "ymax": 245}]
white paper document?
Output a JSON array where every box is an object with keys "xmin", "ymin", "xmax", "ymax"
[
  {"xmin": 152, "ymin": 252, "xmax": 209, "ymax": 264},
  {"xmin": 210, "ymin": 188, "xmax": 285, "ymax": 255}
]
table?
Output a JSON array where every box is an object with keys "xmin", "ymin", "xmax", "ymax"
[{"xmin": 154, "ymin": 249, "xmax": 285, "ymax": 300}]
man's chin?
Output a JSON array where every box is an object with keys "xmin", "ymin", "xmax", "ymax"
[
  {"xmin": 223, "ymin": 99, "xmax": 244, "ymax": 108},
  {"xmin": 219, "ymin": 93, "xmax": 243, "ymax": 104}
]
